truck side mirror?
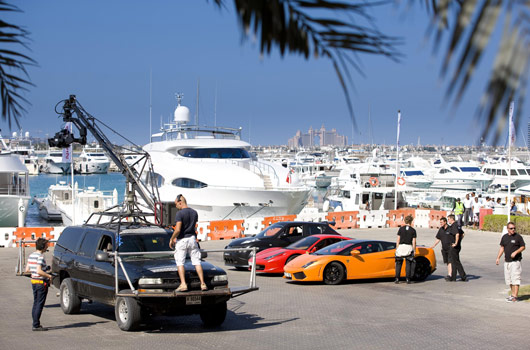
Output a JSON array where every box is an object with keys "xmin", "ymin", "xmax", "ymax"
[{"xmin": 95, "ymin": 251, "xmax": 112, "ymax": 262}]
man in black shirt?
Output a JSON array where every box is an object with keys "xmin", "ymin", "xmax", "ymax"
[
  {"xmin": 447, "ymin": 214, "xmax": 467, "ymax": 281},
  {"xmin": 431, "ymin": 217, "xmax": 453, "ymax": 281},
  {"xmin": 496, "ymin": 222, "xmax": 526, "ymax": 302}
]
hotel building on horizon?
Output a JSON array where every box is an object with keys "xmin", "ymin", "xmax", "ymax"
[{"xmin": 288, "ymin": 125, "xmax": 348, "ymax": 148}]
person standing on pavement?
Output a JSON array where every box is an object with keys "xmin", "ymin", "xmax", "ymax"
[
  {"xmin": 453, "ymin": 198, "xmax": 465, "ymax": 227},
  {"xmin": 463, "ymin": 193, "xmax": 473, "ymax": 227},
  {"xmin": 472, "ymin": 196, "xmax": 482, "ymax": 229},
  {"xmin": 394, "ymin": 215, "xmax": 417, "ymax": 284},
  {"xmin": 169, "ymin": 194, "xmax": 208, "ymax": 292},
  {"xmin": 447, "ymin": 214, "xmax": 467, "ymax": 281},
  {"xmin": 496, "ymin": 222, "xmax": 526, "ymax": 302},
  {"xmin": 25, "ymin": 238, "xmax": 52, "ymax": 331},
  {"xmin": 430, "ymin": 217, "xmax": 453, "ymax": 280}
]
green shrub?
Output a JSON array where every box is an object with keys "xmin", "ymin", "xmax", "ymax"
[{"xmin": 482, "ymin": 215, "xmax": 530, "ymax": 235}]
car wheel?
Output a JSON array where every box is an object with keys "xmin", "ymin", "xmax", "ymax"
[
  {"xmin": 60, "ymin": 278, "xmax": 81, "ymax": 314},
  {"xmin": 323, "ymin": 262, "xmax": 345, "ymax": 285},
  {"xmin": 285, "ymin": 254, "xmax": 300, "ymax": 265},
  {"xmin": 200, "ymin": 301, "xmax": 227, "ymax": 328},
  {"xmin": 413, "ymin": 257, "xmax": 431, "ymax": 281},
  {"xmin": 115, "ymin": 295, "xmax": 142, "ymax": 331}
]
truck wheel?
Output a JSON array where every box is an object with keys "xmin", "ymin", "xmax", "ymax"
[
  {"xmin": 115, "ymin": 295, "xmax": 142, "ymax": 331},
  {"xmin": 200, "ymin": 301, "xmax": 227, "ymax": 327},
  {"xmin": 60, "ymin": 278, "xmax": 81, "ymax": 314}
]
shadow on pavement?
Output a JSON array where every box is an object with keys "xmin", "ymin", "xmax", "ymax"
[{"xmin": 46, "ymin": 321, "xmax": 109, "ymax": 330}]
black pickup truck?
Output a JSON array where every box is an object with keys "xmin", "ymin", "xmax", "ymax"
[{"xmin": 52, "ymin": 224, "xmax": 252, "ymax": 331}]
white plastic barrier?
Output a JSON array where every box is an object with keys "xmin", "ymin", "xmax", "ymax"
[
  {"xmin": 296, "ymin": 207, "xmax": 328, "ymax": 223},
  {"xmin": 196, "ymin": 222, "xmax": 209, "ymax": 241},
  {"xmin": 0, "ymin": 227, "xmax": 15, "ymax": 247},
  {"xmin": 414, "ymin": 209, "xmax": 431, "ymax": 228},
  {"xmin": 358, "ymin": 210, "xmax": 388, "ymax": 229},
  {"xmin": 242, "ymin": 217, "xmax": 264, "ymax": 237},
  {"xmin": 50, "ymin": 226, "xmax": 65, "ymax": 241}
]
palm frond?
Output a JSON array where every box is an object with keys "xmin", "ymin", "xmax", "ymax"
[
  {"xmin": 425, "ymin": 0, "xmax": 530, "ymax": 145},
  {"xmin": 0, "ymin": 1, "xmax": 35, "ymax": 130},
  {"xmin": 213, "ymin": 0, "xmax": 401, "ymax": 133}
]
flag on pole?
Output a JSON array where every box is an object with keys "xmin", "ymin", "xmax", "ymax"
[
  {"xmin": 62, "ymin": 122, "xmax": 72, "ymax": 162},
  {"xmin": 396, "ymin": 110, "xmax": 401, "ymax": 146},
  {"xmin": 509, "ymin": 101, "xmax": 515, "ymax": 147}
]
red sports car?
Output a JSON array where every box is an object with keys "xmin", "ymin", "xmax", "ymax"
[{"xmin": 249, "ymin": 234, "xmax": 351, "ymax": 274}]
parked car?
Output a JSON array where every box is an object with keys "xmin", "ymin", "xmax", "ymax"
[
  {"xmin": 283, "ymin": 239, "xmax": 436, "ymax": 285},
  {"xmin": 250, "ymin": 234, "xmax": 351, "ymax": 274},
  {"xmin": 224, "ymin": 221, "xmax": 340, "ymax": 269},
  {"xmin": 52, "ymin": 225, "xmax": 237, "ymax": 331}
]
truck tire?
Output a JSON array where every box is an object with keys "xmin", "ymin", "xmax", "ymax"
[
  {"xmin": 200, "ymin": 301, "xmax": 227, "ymax": 327},
  {"xmin": 115, "ymin": 295, "xmax": 142, "ymax": 331},
  {"xmin": 60, "ymin": 278, "xmax": 81, "ymax": 314}
]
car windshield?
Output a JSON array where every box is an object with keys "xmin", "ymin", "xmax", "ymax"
[
  {"xmin": 255, "ymin": 223, "xmax": 284, "ymax": 238},
  {"xmin": 314, "ymin": 241, "xmax": 357, "ymax": 255},
  {"xmin": 118, "ymin": 232, "xmax": 173, "ymax": 259},
  {"xmin": 286, "ymin": 236, "xmax": 319, "ymax": 250}
]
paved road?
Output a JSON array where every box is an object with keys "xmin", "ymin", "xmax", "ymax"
[{"xmin": 1, "ymin": 227, "xmax": 528, "ymax": 350}]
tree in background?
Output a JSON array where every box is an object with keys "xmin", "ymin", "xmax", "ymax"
[{"xmin": 1, "ymin": 1, "xmax": 528, "ymax": 143}]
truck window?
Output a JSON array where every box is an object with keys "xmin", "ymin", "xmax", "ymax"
[
  {"xmin": 98, "ymin": 235, "xmax": 113, "ymax": 252},
  {"xmin": 57, "ymin": 227, "xmax": 83, "ymax": 251},
  {"xmin": 78, "ymin": 230, "xmax": 100, "ymax": 257}
]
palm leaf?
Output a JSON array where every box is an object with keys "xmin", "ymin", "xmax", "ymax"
[
  {"xmin": 0, "ymin": 1, "xmax": 35, "ymax": 130},
  {"xmin": 212, "ymin": 0, "xmax": 401, "ymax": 133},
  {"xmin": 424, "ymin": 0, "xmax": 530, "ymax": 144}
]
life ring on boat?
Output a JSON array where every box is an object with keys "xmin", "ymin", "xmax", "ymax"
[
  {"xmin": 369, "ymin": 177, "xmax": 379, "ymax": 187},
  {"xmin": 397, "ymin": 177, "xmax": 406, "ymax": 186}
]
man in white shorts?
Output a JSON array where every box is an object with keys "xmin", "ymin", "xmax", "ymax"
[
  {"xmin": 496, "ymin": 222, "xmax": 526, "ymax": 302},
  {"xmin": 169, "ymin": 194, "xmax": 207, "ymax": 292}
]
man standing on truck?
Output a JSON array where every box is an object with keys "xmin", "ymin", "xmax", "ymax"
[
  {"xmin": 25, "ymin": 238, "xmax": 53, "ymax": 331},
  {"xmin": 169, "ymin": 194, "xmax": 208, "ymax": 292}
]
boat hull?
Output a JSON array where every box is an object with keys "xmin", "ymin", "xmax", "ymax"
[{"xmin": 0, "ymin": 196, "xmax": 30, "ymax": 227}]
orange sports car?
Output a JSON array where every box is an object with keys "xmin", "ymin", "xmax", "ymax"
[{"xmin": 283, "ymin": 239, "xmax": 436, "ymax": 285}]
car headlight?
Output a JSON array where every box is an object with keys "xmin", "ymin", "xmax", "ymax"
[
  {"xmin": 302, "ymin": 261, "xmax": 317, "ymax": 268},
  {"xmin": 265, "ymin": 252, "xmax": 284, "ymax": 260},
  {"xmin": 213, "ymin": 274, "xmax": 228, "ymax": 282},
  {"xmin": 139, "ymin": 278, "xmax": 163, "ymax": 285}
]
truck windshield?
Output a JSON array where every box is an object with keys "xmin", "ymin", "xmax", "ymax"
[{"xmin": 119, "ymin": 233, "xmax": 173, "ymax": 259}]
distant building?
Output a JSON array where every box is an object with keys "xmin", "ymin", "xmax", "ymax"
[{"xmin": 288, "ymin": 125, "xmax": 347, "ymax": 148}]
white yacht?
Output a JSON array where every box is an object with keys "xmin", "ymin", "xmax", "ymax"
[
  {"xmin": 8, "ymin": 131, "xmax": 39, "ymax": 175},
  {"xmin": 399, "ymin": 168, "xmax": 433, "ymax": 189},
  {"xmin": 0, "ymin": 150, "xmax": 30, "ymax": 226},
  {"xmin": 406, "ymin": 157, "xmax": 493, "ymax": 191},
  {"xmin": 75, "ymin": 145, "xmax": 111, "ymax": 174},
  {"xmin": 142, "ymin": 96, "xmax": 310, "ymax": 222},
  {"xmin": 56, "ymin": 185, "xmax": 119, "ymax": 225},
  {"xmin": 481, "ymin": 160, "xmax": 530, "ymax": 190},
  {"xmin": 41, "ymin": 149, "xmax": 71, "ymax": 174}
]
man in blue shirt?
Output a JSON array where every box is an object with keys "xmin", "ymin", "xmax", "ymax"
[{"xmin": 169, "ymin": 194, "xmax": 207, "ymax": 292}]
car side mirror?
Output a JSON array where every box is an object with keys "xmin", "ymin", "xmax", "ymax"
[
  {"xmin": 200, "ymin": 250, "xmax": 208, "ymax": 260},
  {"xmin": 351, "ymin": 249, "xmax": 360, "ymax": 256},
  {"xmin": 95, "ymin": 251, "xmax": 112, "ymax": 262},
  {"xmin": 309, "ymin": 247, "xmax": 317, "ymax": 253}
]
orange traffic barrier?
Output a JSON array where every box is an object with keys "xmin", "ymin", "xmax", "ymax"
[
  {"xmin": 207, "ymin": 220, "xmax": 245, "ymax": 240},
  {"xmin": 12, "ymin": 227, "xmax": 55, "ymax": 247},
  {"xmin": 326, "ymin": 211, "xmax": 359, "ymax": 229},
  {"xmin": 386, "ymin": 209, "xmax": 416, "ymax": 228},
  {"xmin": 428, "ymin": 210, "xmax": 447, "ymax": 229},
  {"xmin": 262, "ymin": 215, "xmax": 297, "ymax": 228}
]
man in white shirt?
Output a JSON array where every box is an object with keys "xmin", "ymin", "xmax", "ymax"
[{"xmin": 463, "ymin": 193, "xmax": 473, "ymax": 226}]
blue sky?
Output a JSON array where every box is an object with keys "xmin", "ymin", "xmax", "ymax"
[{"xmin": 4, "ymin": 1, "xmax": 529, "ymax": 146}]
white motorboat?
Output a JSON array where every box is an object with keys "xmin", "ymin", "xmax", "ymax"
[
  {"xmin": 74, "ymin": 145, "xmax": 111, "ymax": 174},
  {"xmin": 0, "ymin": 150, "xmax": 30, "ymax": 226},
  {"xmin": 40, "ymin": 149, "xmax": 71, "ymax": 174},
  {"xmin": 57, "ymin": 186, "xmax": 119, "ymax": 225},
  {"xmin": 32, "ymin": 181, "xmax": 71, "ymax": 221},
  {"xmin": 143, "ymin": 95, "xmax": 311, "ymax": 222}
]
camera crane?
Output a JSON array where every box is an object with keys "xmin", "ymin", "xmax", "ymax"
[{"xmin": 48, "ymin": 95, "xmax": 163, "ymax": 225}]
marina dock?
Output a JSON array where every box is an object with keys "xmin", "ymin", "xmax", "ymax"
[{"xmin": 2, "ymin": 227, "xmax": 529, "ymax": 350}]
